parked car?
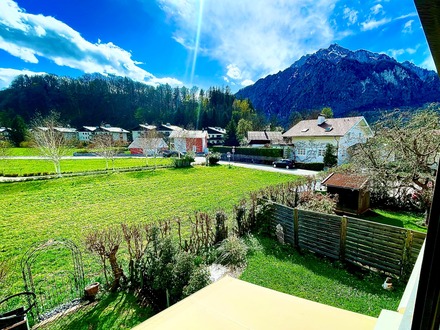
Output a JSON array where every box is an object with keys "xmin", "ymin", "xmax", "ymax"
[
  {"xmin": 273, "ymin": 159, "xmax": 295, "ymax": 169},
  {"xmin": 162, "ymin": 150, "xmax": 179, "ymax": 157}
]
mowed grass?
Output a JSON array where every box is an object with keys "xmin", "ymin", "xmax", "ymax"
[
  {"xmin": 0, "ymin": 157, "xmax": 172, "ymax": 175},
  {"xmin": 240, "ymin": 236, "xmax": 404, "ymax": 318},
  {"xmin": 0, "ymin": 165, "xmax": 297, "ymax": 297},
  {"xmin": 35, "ymin": 292, "xmax": 155, "ymax": 330},
  {"xmin": 6, "ymin": 148, "xmax": 82, "ymax": 156},
  {"xmin": 357, "ymin": 209, "xmax": 426, "ymax": 232}
]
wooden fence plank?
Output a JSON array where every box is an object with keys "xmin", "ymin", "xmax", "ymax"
[{"xmin": 263, "ymin": 200, "xmax": 426, "ymax": 278}]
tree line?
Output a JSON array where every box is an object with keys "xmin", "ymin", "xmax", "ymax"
[{"xmin": 0, "ymin": 73, "xmax": 270, "ymax": 145}]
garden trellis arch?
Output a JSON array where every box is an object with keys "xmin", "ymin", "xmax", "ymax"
[{"xmin": 21, "ymin": 238, "xmax": 85, "ymax": 321}]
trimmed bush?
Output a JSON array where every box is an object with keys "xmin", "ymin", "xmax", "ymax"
[
  {"xmin": 207, "ymin": 152, "xmax": 221, "ymax": 165},
  {"xmin": 295, "ymin": 162, "xmax": 325, "ymax": 171},
  {"xmin": 212, "ymin": 146, "xmax": 283, "ymax": 158},
  {"xmin": 173, "ymin": 155, "xmax": 193, "ymax": 168}
]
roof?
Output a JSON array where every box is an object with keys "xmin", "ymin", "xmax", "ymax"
[
  {"xmin": 128, "ymin": 138, "xmax": 166, "ymax": 149},
  {"xmin": 158, "ymin": 123, "xmax": 183, "ymax": 132},
  {"xmin": 207, "ymin": 127, "xmax": 226, "ymax": 134},
  {"xmin": 283, "ymin": 116, "xmax": 366, "ymax": 138},
  {"xmin": 247, "ymin": 131, "xmax": 284, "ymax": 144},
  {"xmin": 321, "ymin": 172, "xmax": 369, "ymax": 190},
  {"xmin": 100, "ymin": 126, "xmax": 129, "ymax": 133},
  {"xmin": 139, "ymin": 124, "xmax": 157, "ymax": 130},
  {"xmin": 169, "ymin": 130, "xmax": 208, "ymax": 139},
  {"xmin": 133, "ymin": 276, "xmax": 376, "ymax": 330},
  {"xmin": 37, "ymin": 127, "xmax": 77, "ymax": 133},
  {"xmin": 82, "ymin": 126, "xmax": 98, "ymax": 132}
]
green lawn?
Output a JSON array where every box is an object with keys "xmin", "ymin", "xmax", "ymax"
[
  {"xmin": 240, "ymin": 236, "xmax": 404, "ymax": 318},
  {"xmin": 356, "ymin": 209, "xmax": 426, "ymax": 232},
  {"xmin": 0, "ymin": 166, "xmax": 297, "ymax": 299},
  {"xmin": 6, "ymin": 148, "xmax": 82, "ymax": 156},
  {"xmin": 0, "ymin": 157, "xmax": 172, "ymax": 175},
  {"xmin": 35, "ymin": 292, "xmax": 154, "ymax": 330}
]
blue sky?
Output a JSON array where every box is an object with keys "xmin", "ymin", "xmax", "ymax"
[{"xmin": 0, "ymin": 0, "xmax": 434, "ymax": 92}]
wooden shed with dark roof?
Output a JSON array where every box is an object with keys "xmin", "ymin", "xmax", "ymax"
[{"xmin": 321, "ymin": 172, "xmax": 370, "ymax": 215}]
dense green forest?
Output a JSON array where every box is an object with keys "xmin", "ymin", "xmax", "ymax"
[{"xmin": 0, "ymin": 73, "xmax": 266, "ymax": 136}]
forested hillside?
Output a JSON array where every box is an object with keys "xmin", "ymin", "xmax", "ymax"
[{"xmin": 0, "ymin": 73, "xmax": 256, "ymax": 131}]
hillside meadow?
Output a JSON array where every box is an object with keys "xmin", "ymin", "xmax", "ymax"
[{"xmin": 0, "ymin": 165, "xmax": 298, "ymax": 297}]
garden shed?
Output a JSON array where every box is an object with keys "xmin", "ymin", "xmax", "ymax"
[{"xmin": 321, "ymin": 173, "xmax": 370, "ymax": 215}]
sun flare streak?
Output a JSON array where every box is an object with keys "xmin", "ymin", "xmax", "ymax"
[{"xmin": 190, "ymin": 0, "xmax": 204, "ymax": 85}]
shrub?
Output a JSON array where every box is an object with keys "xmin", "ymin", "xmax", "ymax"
[
  {"xmin": 212, "ymin": 146, "xmax": 283, "ymax": 158},
  {"xmin": 295, "ymin": 162, "xmax": 325, "ymax": 171},
  {"xmin": 207, "ymin": 152, "xmax": 221, "ymax": 165},
  {"xmin": 216, "ymin": 236, "xmax": 248, "ymax": 268},
  {"xmin": 182, "ymin": 266, "xmax": 210, "ymax": 298},
  {"xmin": 138, "ymin": 230, "xmax": 210, "ymax": 310},
  {"xmin": 173, "ymin": 154, "xmax": 195, "ymax": 168},
  {"xmin": 84, "ymin": 227, "xmax": 125, "ymax": 292},
  {"xmin": 214, "ymin": 211, "xmax": 228, "ymax": 244},
  {"xmin": 297, "ymin": 191, "xmax": 338, "ymax": 214}
]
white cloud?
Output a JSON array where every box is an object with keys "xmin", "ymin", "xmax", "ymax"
[
  {"xmin": 226, "ymin": 64, "xmax": 242, "ymax": 80},
  {"xmin": 0, "ymin": 68, "xmax": 47, "ymax": 89},
  {"xmin": 421, "ymin": 55, "xmax": 437, "ymax": 72},
  {"xmin": 360, "ymin": 17, "xmax": 391, "ymax": 31},
  {"xmin": 0, "ymin": 0, "xmax": 182, "ymax": 86},
  {"xmin": 241, "ymin": 79, "xmax": 254, "ymax": 87},
  {"xmin": 370, "ymin": 4, "xmax": 383, "ymax": 15},
  {"xmin": 343, "ymin": 7, "xmax": 358, "ymax": 25},
  {"xmin": 386, "ymin": 46, "xmax": 419, "ymax": 59},
  {"xmin": 158, "ymin": 0, "xmax": 338, "ymax": 84},
  {"xmin": 403, "ymin": 20, "xmax": 414, "ymax": 33}
]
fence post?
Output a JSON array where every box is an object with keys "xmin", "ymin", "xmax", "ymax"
[
  {"xmin": 340, "ymin": 216, "xmax": 347, "ymax": 262},
  {"xmin": 293, "ymin": 208, "xmax": 299, "ymax": 248},
  {"xmin": 401, "ymin": 230, "xmax": 414, "ymax": 279}
]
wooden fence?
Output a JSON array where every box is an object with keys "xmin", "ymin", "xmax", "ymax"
[{"xmin": 268, "ymin": 201, "xmax": 426, "ymax": 278}]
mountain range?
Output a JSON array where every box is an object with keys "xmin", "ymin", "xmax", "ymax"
[{"xmin": 235, "ymin": 44, "xmax": 440, "ymax": 124}]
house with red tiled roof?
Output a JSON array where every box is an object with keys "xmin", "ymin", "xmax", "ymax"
[{"xmin": 283, "ymin": 114, "xmax": 373, "ymax": 165}]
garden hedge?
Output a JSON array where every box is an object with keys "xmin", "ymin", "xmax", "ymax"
[{"xmin": 212, "ymin": 146, "xmax": 283, "ymax": 158}]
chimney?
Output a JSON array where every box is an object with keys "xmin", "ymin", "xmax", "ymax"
[{"xmin": 317, "ymin": 114, "xmax": 326, "ymax": 126}]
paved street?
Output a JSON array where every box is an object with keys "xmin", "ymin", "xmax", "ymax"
[{"xmin": 217, "ymin": 160, "xmax": 318, "ymax": 176}]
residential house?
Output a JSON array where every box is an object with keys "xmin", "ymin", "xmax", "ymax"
[
  {"xmin": 100, "ymin": 125, "xmax": 130, "ymax": 144},
  {"xmin": 131, "ymin": 124, "xmax": 158, "ymax": 140},
  {"xmin": 157, "ymin": 123, "xmax": 183, "ymax": 138},
  {"xmin": 78, "ymin": 126, "xmax": 97, "ymax": 142},
  {"xmin": 36, "ymin": 126, "xmax": 78, "ymax": 141},
  {"xmin": 128, "ymin": 138, "xmax": 168, "ymax": 156},
  {"xmin": 205, "ymin": 127, "xmax": 226, "ymax": 146},
  {"xmin": 78, "ymin": 125, "xmax": 130, "ymax": 144},
  {"xmin": 283, "ymin": 115, "xmax": 373, "ymax": 165},
  {"xmin": 169, "ymin": 130, "xmax": 208, "ymax": 154},
  {"xmin": 247, "ymin": 131, "xmax": 285, "ymax": 147},
  {"xmin": 0, "ymin": 127, "xmax": 11, "ymax": 141}
]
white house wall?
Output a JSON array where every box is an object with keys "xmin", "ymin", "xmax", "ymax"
[
  {"xmin": 291, "ymin": 137, "xmax": 339, "ymax": 163},
  {"xmin": 173, "ymin": 138, "xmax": 187, "ymax": 153},
  {"xmin": 337, "ymin": 120, "xmax": 372, "ymax": 165}
]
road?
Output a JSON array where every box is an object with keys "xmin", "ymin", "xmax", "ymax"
[{"xmin": 216, "ymin": 160, "xmax": 318, "ymax": 176}]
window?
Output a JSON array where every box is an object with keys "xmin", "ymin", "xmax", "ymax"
[
  {"xmin": 318, "ymin": 149, "xmax": 325, "ymax": 157},
  {"xmin": 297, "ymin": 148, "xmax": 305, "ymax": 156}
]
